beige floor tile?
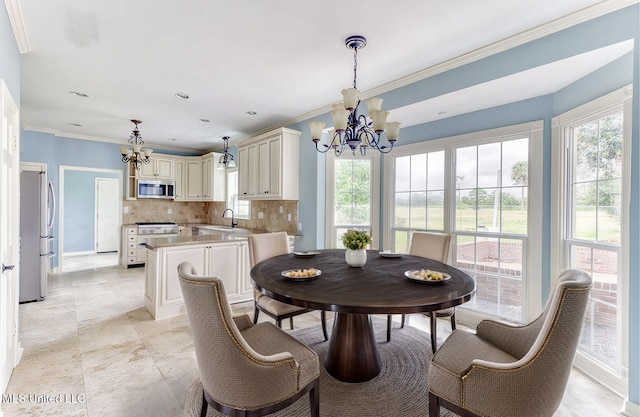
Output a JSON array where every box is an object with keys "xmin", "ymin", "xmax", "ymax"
[{"xmin": 2, "ymin": 255, "xmax": 625, "ymax": 417}]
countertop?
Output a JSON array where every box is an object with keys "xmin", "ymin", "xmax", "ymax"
[
  {"xmin": 142, "ymin": 226, "xmax": 269, "ymax": 250},
  {"xmin": 142, "ymin": 234, "xmax": 247, "ymax": 250}
]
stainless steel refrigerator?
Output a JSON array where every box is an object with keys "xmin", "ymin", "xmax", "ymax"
[{"xmin": 19, "ymin": 170, "xmax": 54, "ymax": 303}]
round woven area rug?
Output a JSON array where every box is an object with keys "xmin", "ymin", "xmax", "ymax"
[{"xmin": 183, "ymin": 318, "xmax": 458, "ymax": 417}]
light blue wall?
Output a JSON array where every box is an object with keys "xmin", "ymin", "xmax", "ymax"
[
  {"xmin": 20, "ymin": 131, "xmax": 201, "ymax": 266},
  {"xmin": 296, "ymin": 4, "xmax": 639, "ymax": 407},
  {"xmin": 63, "ymin": 170, "xmax": 118, "ymax": 253}
]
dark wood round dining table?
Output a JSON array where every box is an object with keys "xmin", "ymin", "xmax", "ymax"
[{"xmin": 250, "ymin": 249, "xmax": 475, "ymax": 383}]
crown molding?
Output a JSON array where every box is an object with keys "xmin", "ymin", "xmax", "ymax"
[
  {"xmin": 284, "ymin": 0, "xmax": 639, "ymax": 128},
  {"xmin": 4, "ymin": 0, "xmax": 31, "ymax": 53}
]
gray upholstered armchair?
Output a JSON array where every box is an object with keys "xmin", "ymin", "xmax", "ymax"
[
  {"xmin": 249, "ymin": 232, "xmax": 328, "ymax": 341},
  {"xmin": 428, "ymin": 269, "xmax": 592, "ymax": 417},
  {"xmin": 178, "ymin": 262, "xmax": 320, "ymax": 417}
]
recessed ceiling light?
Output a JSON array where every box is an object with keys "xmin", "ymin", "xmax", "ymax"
[
  {"xmin": 69, "ymin": 91, "xmax": 89, "ymax": 98},
  {"xmin": 246, "ymin": 111, "xmax": 257, "ymax": 115},
  {"xmin": 199, "ymin": 119, "xmax": 210, "ymax": 123},
  {"xmin": 175, "ymin": 92, "xmax": 190, "ymax": 99},
  {"xmin": 68, "ymin": 122, "xmax": 82, "ymax": 127},
  {"xmin": 438, "ymin": 111, "xmax": 448, "ymax": 116},
  {"xmin": 168, "ymin": 138, "xmax": 178, "ymax": 141}
]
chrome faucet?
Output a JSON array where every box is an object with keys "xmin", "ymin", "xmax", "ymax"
[{"xmin": 222, "ymin": 208, "xmax": 237, "ymax": 228}]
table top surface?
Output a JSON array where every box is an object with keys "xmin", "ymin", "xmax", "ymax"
[{"xmin": 250, "ymin": 249, "xmax": 476, "ymax": 314}]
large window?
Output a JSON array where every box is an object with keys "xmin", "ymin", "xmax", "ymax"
[
  {"xmin": 453, "ymin": 138, "xmax": 529, "ymax": 322},
  {"xmin": 387, "ymin": 122, "xmax": 542, "ymax": 325},
  {"xmin": 326, "ymin": 152, "xmax": 379, "ymax": 249},
  {"xmin": 393, "ymin": 151, "xmax": 445, "ymax": 252},
  {"xmin": 552, "ymin": 86, "xmax": 630, "ymax": 393}
]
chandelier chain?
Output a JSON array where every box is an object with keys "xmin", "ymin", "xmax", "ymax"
[{"xmin": 353, "ymin": 45, "xmax": 358, "ymax": 89}]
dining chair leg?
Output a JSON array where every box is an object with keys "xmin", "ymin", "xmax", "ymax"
[
  {"xmin": 450, "ymin": 309, "xmax": 456, "ymax": 331},
  {"xmin": 200, "ymin": 389, "xmax": 208, "ymax": 417},
  {"xmin": 276, "ymin": 318, "xmax": 282, "ymax": 328},
  {"xmin": 428, "ymin": 391, "xmax": 441, "ymax": 417},
  {"xmin": 321, "ymin": 311, "xmax": 328, "ymax": 341},
  {"xmin": 400, "ymin": 314, "xmax": 406, "ymax": 328},
  {"xmin": 289, "ymin": 317, "xmax": 294, "ymax": 330},
  {"xmin": 309, "ymin": 378, "xmax": 320, "ymax": 417},
  {"xmin": 429, "ymin": 313, "xmax": 438, "ymax": 353},
  {"xmin": 253, "ymin": 303, "xmax": 260, "ymax": 324},
  {"xmin": 386, "ymin": 315, "xmax": 392, "ymax": 342}
]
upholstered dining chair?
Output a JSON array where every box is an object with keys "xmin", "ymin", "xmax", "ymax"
[
  {"xmin": 178, "ymin": 262, "xmax": 320, "ymax": 417},
  {"xmin": 248, "ymin": 232, "xmax": 328, "ymax": 341},
  {"xmin": 427, "ymin": 269, "xmax": 592, "ymax": 417},
  {"xmin": 387, "ymin": 231, "xmax": 451, "ymax": 351}
]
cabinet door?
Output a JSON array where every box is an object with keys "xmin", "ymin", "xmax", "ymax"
[
  {"xmin": 267, "ymin": 137, "xmax": 281, "ymax": 197},
  {"xmin": 238, "ymin": 147, "xmax": 249, "ymax": 196},
  {"xmin": 161, "ymin": 245, "xmax": 208, "ymax": 307},
  {"xmin": 238, "ymin": 145, "xmax": 258, "ymax": 198},
  {"xmin": 201, "ymin": 157, "xmax": 213, "ymax": 200},
  {"xmin": 155, "ymin": 157, "xmax": 174, "ymax": 179},
  {"xmin": 186, "ymin": 160, "xmax": 202, "ymax": 200},
  {"xmin": 258, "ymin": 141, "xmax": 271, "ymax": 195},
  {"xmin": 139, "ymin": 159, "xmax": 156, "ymax": 178},
  {"xmin": 238, "ymin": 242, "xmax": 253, "ymax": 297},
  {"xmin": 209, "ymin": 243, "xmax": 242, "ymax": 301},
  {"xmin": 174, "ymin": 159, "xmax": 185, "ymax": 200}
]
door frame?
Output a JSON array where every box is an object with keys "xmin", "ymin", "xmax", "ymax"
[
  {"xmin": 0, "ymin": 80, "xmax": 22, "ymax": 403},
  {"xmin": 58, "ymin": 166, "xmax": 123, "ymax": 272}
]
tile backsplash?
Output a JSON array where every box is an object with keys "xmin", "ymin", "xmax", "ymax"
[{"xmin": 122, "ymin": 199, "xmax": 298, "ymax": 235}]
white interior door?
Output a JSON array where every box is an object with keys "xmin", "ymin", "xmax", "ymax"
[
  {"xmin": 1, "ymin": 81, "xmax": 20, "ymax": 396},
  {"xmin": 95, "ymin": 177, "xmax": 119, "ymax": 253}
]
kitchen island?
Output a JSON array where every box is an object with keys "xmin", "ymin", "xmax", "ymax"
[{"xmin": 143, "ymin": 227, "xmax": 260, "ymax": 320}]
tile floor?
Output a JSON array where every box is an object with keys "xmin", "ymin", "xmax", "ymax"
[{"xmin": 1, "ymin": 255, "xmax": 625, "ymax": 417}]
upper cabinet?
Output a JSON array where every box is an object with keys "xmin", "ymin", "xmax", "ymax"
[
  {"xmin": 183, "ymin": 152, "xmax": 225, "ymax": 202},
  {"xmin": 138, "ymin": 155, "xmax": 175, "ymax": 180},
  {"xmin": 238, "ymin": 127, "xmax": 300, "ymax": 200},
  {"xmin": 126, "ymin": 153, "xmax": 225, "ymax": 201}
]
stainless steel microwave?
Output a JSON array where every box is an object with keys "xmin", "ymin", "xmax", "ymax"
[{"xmin": 137, "ymin": 179, "xmax": 175, "ymax": 199}]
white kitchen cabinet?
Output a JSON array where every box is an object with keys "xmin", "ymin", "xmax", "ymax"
[
  {"xmin": 120, "ymin": 226, "xmax": 145, "ymax": 267},
  {"xmin": 201, "ymin": 153, "xmax": 225, "ymax": 201},
  {"xmin": 182, "ymin": 153, "xmax": 225, "ymax": 201},
  {"xmin": 185, "ymin": 160, "xmax": 202, "ymax": 200},
  {"xmin": 139, "ymin": 155, "xmax": 175, "ymax": 180},
  {"xmin": 174, "ymin": 158, "xmax": 185, "ymax": 201},
  {"xmin": 238, "ymin": 145, "xmax": 257, "ymax": 197},
  {"xmin": 238, "ymin": 127, "xmax": 300, "ymax": 200},
  {"xmin": 144, "ymin": 240, "xmax": 251, "ymax": 320}
]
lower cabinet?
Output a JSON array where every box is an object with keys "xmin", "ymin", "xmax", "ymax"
[{"xmin": 144, "ymin": 240, "xmax": 251, "ymax": 320}]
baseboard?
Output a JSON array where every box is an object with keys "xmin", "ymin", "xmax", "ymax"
[{"xmin": 622, "ymin": 399, "xmax": 640, "ymax": 417}]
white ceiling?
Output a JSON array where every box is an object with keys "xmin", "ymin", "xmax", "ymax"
[{"xmin": 12, "ymin": 0, "xmax": 629, "ymax": 152}]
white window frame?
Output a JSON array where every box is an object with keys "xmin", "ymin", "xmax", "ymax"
[
  {"xmin": 325, "ymin": 151, "xmax": 380, "ymax": 249},
  {"xmin": 226, "ymin": 168, "xmax": 250, "ymax": 220},
  {"xmin": 551, "ymin": 85, "xmax": 631, "ymax": 397},
  {"xmin": 384, "ymin": 121, "xmax": 543, "ymax": 327}
]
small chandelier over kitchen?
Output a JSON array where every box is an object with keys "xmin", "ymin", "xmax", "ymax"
[
  {"xmin": 120, "ymin": 119, "xmax": 153, "ymax": 170},
  {"xmin": 309, "ymin": 35, "xmax": 400, "ymax": 156},
  {"xmin": 218, "ymin": 136, "xmax": 236, "ymax": 169}
]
